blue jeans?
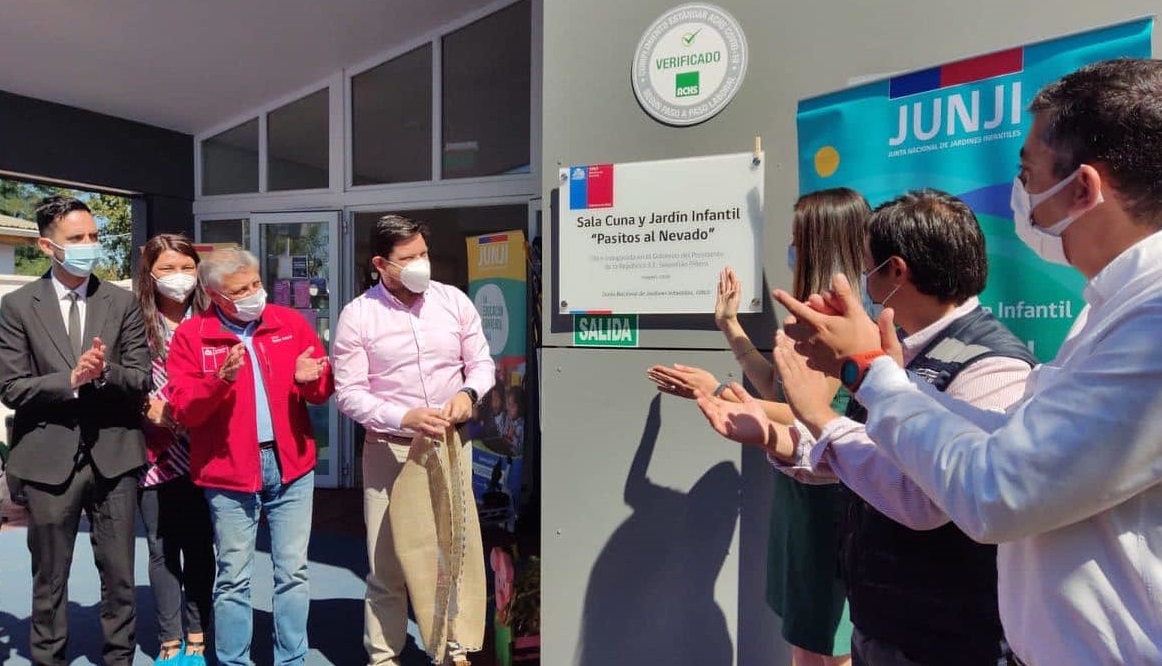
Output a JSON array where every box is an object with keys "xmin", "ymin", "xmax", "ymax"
[{"xmin": 205, "ymin": 449, "xmax": 314, "ymax": 666}]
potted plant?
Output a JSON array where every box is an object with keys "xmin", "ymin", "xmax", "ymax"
[{"xmin": 491, "ymin": 547, "xmax": 540, "ymax": 665}]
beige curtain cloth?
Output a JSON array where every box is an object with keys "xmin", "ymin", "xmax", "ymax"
[{"xmin": 388, "ymin": 427, "xmax": 486, "ymax": 663}]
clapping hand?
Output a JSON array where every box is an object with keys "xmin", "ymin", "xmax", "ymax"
[
  {"xmin": 145, "ymin": 396, "xmax": 178, "ymax": 430},
  {"xmin": 692, "ymin": 382, "xmax": 797, "ymax": 459},
  {"xmin": 772, "ymin": 331, "xmax": 841, "ymax": 436},
  {"xmin": 217, "ymin": 344, "xmax": 246, "ymax": 382},
  {"xmin": 714, "ymin": 268, "xmax": 741, "ymax": 329},
  {"xmin": 294, "ymin": 346, "xmax": 329, "ymax": 383},
  {"xmin": 71, "ymin": 338, "xmax": 107, "ymax": 388},
  {"xmin": 646, "ymin": 363, "xmax": 719, "ymax": 400},
  {"xmin": 774, "ymin": 273, "xmax": 883, "ymax": 377}
]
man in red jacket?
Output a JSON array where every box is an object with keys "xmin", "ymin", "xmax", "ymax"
[{"xmin": 165, "ymin": 246, "xmax": 333, "ymax": 666}]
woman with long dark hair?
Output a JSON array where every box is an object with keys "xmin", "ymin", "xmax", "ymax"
[
  {"xmin": 648, "ymin": 188, "xmax": 870, "ymax": 665},
  {"xmin": 134, "ymin": 233, "xmax": 214, "ymax": 664}
]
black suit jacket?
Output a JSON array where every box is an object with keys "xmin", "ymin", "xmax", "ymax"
[{"xmin": 0, "ymin": 274, "xmax": 151, "ymax": 485}]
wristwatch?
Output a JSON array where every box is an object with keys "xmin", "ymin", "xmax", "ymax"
[
  {"xmin": 839, "ymin": 350, "xmax": 888, "ymax": 392},
  {"xmin": 458, "ymin": 387, "xmax": 479, "ymax": 404}
]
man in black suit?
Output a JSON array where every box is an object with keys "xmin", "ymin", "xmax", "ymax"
[{"xmin": 0, "ymin": 195, "xmax": 151, "ymax": 666}]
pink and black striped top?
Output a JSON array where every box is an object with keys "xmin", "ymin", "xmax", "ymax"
[{"xmin": 140, "ymin": 315, "xmax": 191, "ymax": 488}]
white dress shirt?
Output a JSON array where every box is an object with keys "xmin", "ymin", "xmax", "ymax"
[
  {"xmin": 857, "ymin": 230, "xmax": 1162, "ymax": 665},
  {"xmin": 50, "ymin": 271, "xmax": 90, "ymax": 343},
  {"xmin": 771, "ymin": 297, "xmax": 1031, "ymax": 530}
]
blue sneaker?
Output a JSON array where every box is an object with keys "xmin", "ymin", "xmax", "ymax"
[{"xmin": 182, "ymin": 640, "xmax": 208, "ymax": 666}]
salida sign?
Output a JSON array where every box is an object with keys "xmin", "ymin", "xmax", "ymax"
[{"xmin": 573, "ymin": 315, "xmax": 639, "ymax": 347}]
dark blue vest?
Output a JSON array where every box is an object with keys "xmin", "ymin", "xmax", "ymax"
[{"xmin": 841, "ymin": 306, "xmax": 1035, "ymax": 664}]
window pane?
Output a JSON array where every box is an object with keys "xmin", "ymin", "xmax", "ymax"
[
  {"xmin": 202, "ymin": 120, "xmax": 259, "ymax": 195},
  {"xmin": 198, "ymin": 218, "xmax": 249, "ymax": 248},
  {"xmin": 268, "ymin": 89, "xmax": 330, "ymax": 191},
  {"xmin": 351, "ymin": 45, "xmax": 433, "ymax": 185},
  {"xmin": 441, "ymin": 1, "xmax": 531, "ymax": 179}
]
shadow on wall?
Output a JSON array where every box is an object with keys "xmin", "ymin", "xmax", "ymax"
[{"xmin": 576, "ymin": 396, "xmax": 740, "ymax": 665}]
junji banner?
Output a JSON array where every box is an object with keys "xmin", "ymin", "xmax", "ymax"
[
  {"xmin": 466, "ymin": 230, "xmax": 528, "ymax": 531},
  {"xmin": 797, "ymin": 18, "xmax": 1152, "ymax": 361}
]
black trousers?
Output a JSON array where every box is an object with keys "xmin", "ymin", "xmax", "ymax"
[
  {"xmin": 852, "ymin": 628, "xmax": 929, "ymax": 666},
  {"xmin": 22, "ymin": 462, "xmax": 138, "ymax": 666},
  {"xmin": 852, "ymin": 627, "xmax": 1018, "ymax": 666},
  {"xmin": 138, "ymin": 475, "xmax": 215, "ymax": 644}
]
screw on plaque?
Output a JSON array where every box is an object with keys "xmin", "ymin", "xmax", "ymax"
[
  {"xmin": 750, "ymin": 297, "xmax": 760, "ymax": 308},
  {"xmin": 561, "ymin": 300, "xmax": 568, "ymax": 308}
]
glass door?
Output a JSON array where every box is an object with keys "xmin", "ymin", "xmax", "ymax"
[{"xmin": 250, "ymin": 211, "xmax": 341, "ymax": 487}]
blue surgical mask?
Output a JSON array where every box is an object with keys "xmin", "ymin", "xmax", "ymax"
[
  {"xmin": 48, "ymin": 240, "xmax": 102, "ymax": 278},
  {"xmin": 860, "ymin": 256, "xmax": 900, "ymax": 319},
  {"xmin": 786, "ymin": 245, "xmax": 797, "ymax": 271}
]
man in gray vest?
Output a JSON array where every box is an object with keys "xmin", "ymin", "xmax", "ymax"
[{"xmin": 699, "ymin": 189, "xmax": 1035, "ymax": 664}]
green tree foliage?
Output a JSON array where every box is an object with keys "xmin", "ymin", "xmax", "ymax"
[
  {"xmin": 2, "ymin": 179, "xmax": 64, "ymax": 277},
  {"xmin": 88, "ymin": 193, "xmax": 132, "ymax": 280},
  {"xmin": 0, "ymin": 180, "xmax": 36, "ymax": 220},
  {"xmin": 0, "ymin": 178, "xmax": 132, "ymax": 279}
]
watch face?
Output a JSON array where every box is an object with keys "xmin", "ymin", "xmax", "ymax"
[{"xmin": 840, "ymin": 359, "xmax": 860, "ymax": 387}]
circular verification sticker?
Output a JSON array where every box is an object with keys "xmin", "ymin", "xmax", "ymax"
[{"xmin": 630, "ymin": 3, "xmax": 749, "ymax": 127}]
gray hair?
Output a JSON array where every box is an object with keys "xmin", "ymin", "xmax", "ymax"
[{"xmin": 198, "ymin": 247, "xmax": 259, "ymax": 292}]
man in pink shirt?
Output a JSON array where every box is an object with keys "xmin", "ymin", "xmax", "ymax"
[{"xmin": 333, "ymin": 214, "xmax": 495, "ymax": 666}]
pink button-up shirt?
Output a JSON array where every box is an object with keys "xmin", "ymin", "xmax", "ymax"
[{"xmin": 333, "ymin": 281, "xmax": 495, "ymax": 436}]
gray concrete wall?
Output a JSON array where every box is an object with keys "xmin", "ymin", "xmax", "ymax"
[{"xmin": 540, "ymin": 2, "xmax": 1160, "ymax": 663}]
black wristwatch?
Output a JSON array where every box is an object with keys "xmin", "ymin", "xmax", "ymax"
[{"xmin": 459, "ymin": 387, "xmax": 479, "ymax": 404}]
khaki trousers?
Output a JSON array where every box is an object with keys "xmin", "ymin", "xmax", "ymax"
[{"xmin": 363, "ymin": 429, "xmax": 485, "ymax": 665}]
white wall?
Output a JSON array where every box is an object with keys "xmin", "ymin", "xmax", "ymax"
[{"xmin": 0, "ymin": 246, "xmax": 15, "ymax": 274}]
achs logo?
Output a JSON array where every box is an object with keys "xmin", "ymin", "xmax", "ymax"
[
  {"xmin": 271, "ymin": 335, "xmax": 293, "ymax": 343},
  {"xmin": 675, "ymin": 71, "xmax": 700, "ymax": 98},
  {"xmin": 887, "ymin": 48, "xmax": 1024, "ymax": 147}
]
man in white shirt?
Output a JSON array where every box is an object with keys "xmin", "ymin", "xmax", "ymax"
[{"xmin": 770, "ymin": 58, "xmax": 1162, "ymax": 665}]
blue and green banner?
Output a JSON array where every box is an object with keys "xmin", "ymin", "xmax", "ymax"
[
  {"xmin": 797, "ymin": 19, "xmax": 1152, "ymax": 360},
  {"xmin": 466, "ymin": 230, "xmax": 528, "ymax": 531}
]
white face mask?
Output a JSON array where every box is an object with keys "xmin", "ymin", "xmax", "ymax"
[
  {"xmin": 1010, "ymin": 168, "xmax": 1103, "ymax": 266},
  {"xmin": 153, "ymin": 272, "xmax": 197, "ymax": 302},
  {"xmin": 860, "ymin": 256, "xmax": 900, "ymax": 320},
  {"xmin": 227, "ymin": 289, "xmax": 267, "ymax": 323},
  {"xmin": 388, "ymin": 257, "xmax": 431, "ymax": 293}
]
